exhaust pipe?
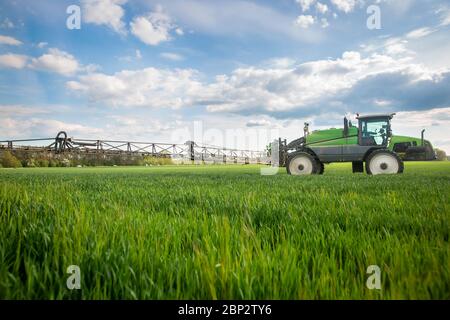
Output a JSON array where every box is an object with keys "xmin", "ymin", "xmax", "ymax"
[{"xmin": 421, "ymin": 129, "xmax": 425, "ymax": 146}]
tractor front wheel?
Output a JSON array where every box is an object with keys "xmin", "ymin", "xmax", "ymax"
[
  {"xmin": 317, "ymin": 161, "xmax": 325, "ymax": 175},
  {"xmin": 366, "ymin": 150, "xmax": 404, "ymax": 175},
  {"xmin": 287, "ymin": 152, "xmax": 318, "ymax": 175}
]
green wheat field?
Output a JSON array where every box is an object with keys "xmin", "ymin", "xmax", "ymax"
[{"xmin": 0, "ymin": 162, "xmax": 449, "ymax": 299}]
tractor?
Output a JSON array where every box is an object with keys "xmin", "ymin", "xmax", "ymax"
[{"xmin": 276, "ymin": 113, "xmax": 436, "ymax": 175}]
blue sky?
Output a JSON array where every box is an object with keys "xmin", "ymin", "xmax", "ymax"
[{"xmin": 0, "ymin": 0, "xmax": 449, "ymax": 152}]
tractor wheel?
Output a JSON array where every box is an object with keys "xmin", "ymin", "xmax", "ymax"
[
  {"xmin": 366, "ymin": 150, "xmax": 404, "ymax": 175},
  {"xmin": 287, "ymin": 152, "xmax": 318, "ymax": 176},
  {"xmin": 317, "ymin": 161, "xmax": 325, "ymax": 175}
]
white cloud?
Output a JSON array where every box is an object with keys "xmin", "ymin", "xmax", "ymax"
[
  {"xmin": 37, "ymin": 42, "xmax": 48, "ymax": 48},
  {"xmin": 439, "ymin": 8, "xmax": 450, "ymax": 26},
  {"xmin": 295, "ymin": 15, "xmax": 315, "ymax": 29},
  {"xmin": 0, "ymin": 35, "xmax": 22, "ymax": 45},
  {"xmin": 296, "ymin": 0, "xmax": 316, "ymax": 12},
  {"xmin": 82, "ymin": 0, "xmax": 127, "ymax": 34},
  {"xmin": 406, "ymin": 27, "xmax": 435, "ymax": 39},
  {"xmin": 0, "ymin": 105, "xmax": 50, "ymax": 116},
  {"xmin": 246, "ymin": 119, "xmax": 272, "ymax": 127},
  {"xmin": 160, "ymin": 52, "xmax": 184, "ymax": 61},
  {"xmin": 30, "ymin": 48, "xmax": 79, "ymax": 76},
  {"xmin": 0, "ymin": 117, "xmax": 103, "ymax": 139},
  {"xmin": 331, "ymin": 0, "xmax": 357, "ymax": 13},
  {"xmin": 67, "ymin": 67, "xmax": 203, "ymax": 109},
  {"xmin": 316, "ymin": 2, "xmax": 329, "ymax": 14},
  {"xmin": 130, "ymin": 7, "xmax": 180, "ymax": 46},
  {"xmin": 0, "ymin": 53, "xmax": 28, "ymax": 69},
  {"xmin": 175, "ymin": 28, "xmax": 184, "ymax": 35},
  {"xmin": 264, "ymin": 57, "xmax": 296, "ymax": 69},
  {"xmin": 202, "ymin": 49, "xmax": 449, "ymax": 115},
  {"xmin": 321, "ymin": 18, "xmax": 329, "ymax": 28},
  {"xmin": 65, "ymin": 46, "xmax": 450, "ymax": 116}
]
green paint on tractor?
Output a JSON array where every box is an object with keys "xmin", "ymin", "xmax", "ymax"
[
  {"xmin": 306, "ymin": 127, "xmax": 358, "ymax": 146},
  {"xmin": 306, "ymin": 125, "xmax": 433, "ymax": 155}
]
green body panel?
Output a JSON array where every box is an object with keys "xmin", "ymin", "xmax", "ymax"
[
  {"xmin": 306, "ymin": 128, "xmax": 430, "ymax": 149},
  {"xmin": 306, "ymin": 127, "xmax": 358, "ymax": 146}
]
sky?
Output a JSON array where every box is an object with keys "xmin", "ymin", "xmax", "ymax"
[{"xmin": 0, "ymin": 0, "xmax": 449, "ymax": 152}]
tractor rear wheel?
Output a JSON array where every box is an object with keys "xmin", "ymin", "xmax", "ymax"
[
  {"xmin": 366, "ymin": 150, "xmax": 404, "ymax": 175},
  {"xmin": 287, "ymin": 152, "xmax": 318, "ymax": 175}
]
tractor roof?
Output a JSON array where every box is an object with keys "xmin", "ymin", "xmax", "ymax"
[{"xmin": 356, "ymin": 113, "xmax": 396, "ymax": 120}]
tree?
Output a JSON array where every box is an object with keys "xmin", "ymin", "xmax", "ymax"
[
  {"xmin": 435, "ymin": 148, "xmax": 447, "ymax": 161},
  {"xmin": 0, "ymin": 151, "xmax": 22, "ymax": 168}
]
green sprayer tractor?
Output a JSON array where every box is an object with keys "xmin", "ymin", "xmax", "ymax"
[{"xmin": 276, "ymin": 113, "xmax": 436, "ymax": 175}]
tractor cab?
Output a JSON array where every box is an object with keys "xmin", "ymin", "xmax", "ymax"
[{"xmin": 356, "ymin": 113, "xmax": 394, "ymax": 147}]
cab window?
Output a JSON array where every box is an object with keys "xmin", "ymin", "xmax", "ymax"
[{"xmin": 360, "ymin": 119, "xmax": 389, "ymax": 146}]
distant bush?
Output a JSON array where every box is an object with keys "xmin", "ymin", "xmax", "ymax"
[
  {"xmin": 143, "ymin": 156, "xmax": 173, "ymax": 166},
  {"xmin": 49, "ymin": 159, "xmax": 59, "ymax": 167},
  {"xmin": 1, "ymin": 151, "xmax": 22, "ymax": 168},
  {"xmin": 435, "ymin": 148, "xmax": 447, "ymax": 161},
  {"xmin": 22, "ymin": 158, "xmax": 36, "ymax": 167},
  {"xmin": 37, "ymin": 159, "xmax": 49, "ymax": 167},
  {"xmin": 3, "ymin": 152, "xmax": 174, "ymax": 167}
]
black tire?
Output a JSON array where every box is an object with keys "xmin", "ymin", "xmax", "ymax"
[
  {"xmin": 366, "ymin": 149, "xmax": 404, "ymax": 175},
  {"xmin": 286, "ymin": 152, "xmax": 318, "ymax": 176},
  {"xmin": 317, "ymin": 161, "xmax": 325, "ymax": 175}
]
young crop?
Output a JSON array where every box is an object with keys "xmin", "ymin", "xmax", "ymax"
[{"xmin": 0, "ymin": 162, "xmax": 449, "ymax": 299}]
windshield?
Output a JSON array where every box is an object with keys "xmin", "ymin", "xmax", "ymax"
[{"xmin": 360, "ymin": 119, "xmax": 390, "ymax": 146}]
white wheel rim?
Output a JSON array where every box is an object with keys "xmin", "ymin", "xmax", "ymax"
[
  {"xmin": 369, "ymin": 153, "xmax": 399, "ymax": 175},
  {"xmin": 289, "ymin": 155, "xmax": 314, "ymax": 175}
]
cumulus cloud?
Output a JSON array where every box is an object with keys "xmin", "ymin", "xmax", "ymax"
[
  {"xmin": 130, "ymin": 7, "xmax": 180, "ymax": 46},
  {"xmin": 0, "ymin": 53, "xmax": 28, "ymax": 69},
  {"xmin": 30, "ymin": 48, "xmax": 79, "ymax": 76},
  {"xmin": 331, "ymin": 0, "xmax": 357, "ymax": 13},
  {"xmin": 203, "ymin": 50, "xmax": 450, "ymax": 118},
  {"xmin": 296, "ymin": 0, "xmax": 316, "ymax": 12},
  {"xmin": 264, "ymin": 57, "xmax": 296, "ymax": 69},
  {"xmin": 67, "ymin": 67, "xmax": 203, "ymax": 108},
  {"xmin": 65, "ymin": 30, "xmax": 450, "ymax": 123},
  {"xmin": 316, "ymin": 2, "xmax": 329, "ymax": 14},
  {"xmin": 0, "ymin": 35, "xmax": 22, "ymax": 45},
  {"xmin": 82, "ymin": 0, "xmax": 127, "ymax": 34},
  {"xmin": 295, "ymin": 15, "xmax": 315, "ymax": 29}
]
